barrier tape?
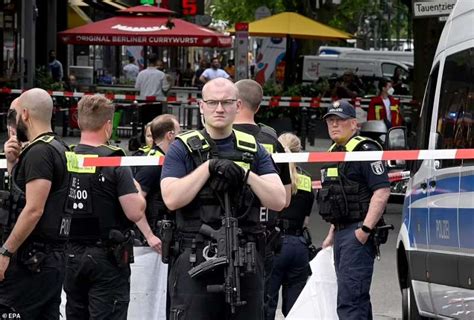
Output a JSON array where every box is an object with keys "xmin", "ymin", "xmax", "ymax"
[
  {"xmin": 0, "ymin": 88, "xmax": 415, "ymax": 108},
  {"xmin": 71, "ymin": 148, "xmax": 474, "ymax": 167}
]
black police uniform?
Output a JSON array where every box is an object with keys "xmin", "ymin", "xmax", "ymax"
[
  {"xmin": 135, "ymin": 145, "xmax": 168, "ymax": 237},
  {"xmin": 318, "ymin": 135, "xmax": 389, "ymax": 320},
  {"xmin": 232, "ymin": 123, "xmax": 292, "ymax": 313},
  {"xmin": 161, "ymin": 129, "xmax": 278, "ymax": 320},
  {"xmin": 63, "ymin": 144, "xmax": 138, "ymax": 320},
  {"xmin": 0, "ymin": 133, "xmax": 70, "ymax": 319},
  {"xmin": 266, "ymin": 167, "xmax": 314, "ymax": 319}
]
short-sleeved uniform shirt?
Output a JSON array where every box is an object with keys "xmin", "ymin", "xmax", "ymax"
[
  {"xmin": 232, "ymin": 123, "xmax": 291, "ymax": 186},
  {"xmin": 14, "ymin": 133, "xmax": 67, "ymax": 193},
  {"xmin": 161, "ymin": 133, "xmax": 278, "ymax": 181},
  {"xmin": 74, "ymin": 144, "xmax": 138, "ymax": 198},
  {"xmin": 338, "ymin": 140, "xmax": 390, "ymax": 192},
  {"xmin": 135, "ymin": 145, "xmax": 164, "ymax": 195}
]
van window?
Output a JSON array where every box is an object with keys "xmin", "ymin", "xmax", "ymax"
[
  {"xmin": 435, "ymin": 48, "xmax": 474, "ymax": 166},
  {"xmin": 382, "ymin": 63, "xmax": 408, "ymax": 79},
  {"xmin": 416, "ymin": 63, "xmax": 439, "ymax": 150}
]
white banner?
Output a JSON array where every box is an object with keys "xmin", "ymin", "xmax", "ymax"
[{"xmin": 255, "ymin": 37, "xmax": 286, "ymax": 85}]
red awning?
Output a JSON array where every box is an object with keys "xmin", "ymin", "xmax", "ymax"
[{"xmin": 58, "ymin": 16, "xmax": 231, "ymax": 47}]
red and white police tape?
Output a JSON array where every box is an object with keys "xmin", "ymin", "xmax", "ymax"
[
  {"xmin": 71, "ymin": 148, "xmax": 473, "ymax": 167},
  {"xmin": 0, "ymin": 88, "xmax": 415, "ymax": 108}
]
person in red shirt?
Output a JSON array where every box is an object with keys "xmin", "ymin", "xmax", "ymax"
[{"xmin": 367, "ymin": 78, "xmax": 403, "ymax": 127}]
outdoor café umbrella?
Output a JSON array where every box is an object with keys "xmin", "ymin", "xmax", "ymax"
[
  {"xmin": 242, "ymin": 11, "xmax": 352, "ymax": 40},
  {"xmin": 58, "ymin": 5, "xmax": 231, "ymax": 47},
  {"xmin": 230, "ymin": 12, "xmax": 352, "ymax": 86}
]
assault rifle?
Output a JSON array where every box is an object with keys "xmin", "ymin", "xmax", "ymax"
[{"xmin": 188, "ymin": 192, "xmax": 257, "ymax": 314}]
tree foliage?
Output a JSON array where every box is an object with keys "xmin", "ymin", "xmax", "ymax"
[{"xmin": 209, "ymin": 0, "xmax": 285, "ymax": 26}]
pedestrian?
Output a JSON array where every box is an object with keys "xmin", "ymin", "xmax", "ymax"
[
  {"xmin": 48, "ymin": 50, "xmax": 64, "ymax": 82},
  {"xmin": 199, "ymin": 57, "xmax": 230, "ymax": 84},
  {"xmin": 224, "ymin": 59, "xmax": 235, "ymax": 79},
  {"xmin": 123, "ymin": 56, "xmax": 140, "ymax": 82},
  {"xmin": 63, "ymin": 95, "xmax": 161, "ymax": 320},
  {"xmin": 160, "ymin": 78, "xmax": 286, "ymax": 319},
  {"xmin": 1, "ymin": 88, "xmax": 70, "ymax": 318},
  {"xmin": 135, "ymin": 53, "xmax": 170, "ymax": 100},
  {"xmin": 192, "ymin": 58, "xmax": 208, "ymax": 89},
  {"xmin": 233, "ymin": 79, "xmax": 292, "ymax": 317},
  {"xmin": 319, "ymin": 100, "xmax": 390, "ymax": 319},
  {"xmin": 135, "ymin": 114, "xmax": 180, "ymax": 237},
  {"xmin": 181, "ymin": 62, "xmax": 195, "ymax": 87},
  {"xmin": 266, "ymin": 132, "xmax": 314, "ymax": 319},
  {"xmin": 367, "ymin": 78, "xmax": 403, "ymax": 128}
]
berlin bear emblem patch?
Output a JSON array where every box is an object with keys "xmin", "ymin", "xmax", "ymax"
[{"xmin": 370, "ymin": 161, "xmax": 385, "ymax": 175}]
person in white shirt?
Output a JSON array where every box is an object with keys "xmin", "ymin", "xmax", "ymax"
[
  {"xmin": 123, "ymin": 56, "xmax": 140, "ymax": 82},
  {"xmin": 135, "ymin": 54, "xmax": 170, "ymax": 100},
  {"xmin": 199, "ymin": 57, "xmax": 230, "ymax": 84}
]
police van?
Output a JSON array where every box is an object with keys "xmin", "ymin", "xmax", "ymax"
[{"xmin": 395, "ymin": 1, "xmax": 474, "ymax": 319}]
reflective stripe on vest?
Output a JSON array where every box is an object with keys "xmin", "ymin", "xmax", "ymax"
[
  {"xmin": 66, "ymin": 152, "xmax": 97, "ymax": 173},
  {"xmin": 261, "ymin": 143, "xmax": 274, "ymax": 154},
  {"xmin": 233, "ymin": 129, "xmax": 258, "ymax": 153},
  {"xmin": 329, "ymin": 136, "xmax": 370, "ymax": 152},
  {"xmin": 148, "ymin": 149, "xmax": 164, "ymax": 157},
  {"xmin": 296, "ymin": 174, "xmax": 312, "ymax": 192}
]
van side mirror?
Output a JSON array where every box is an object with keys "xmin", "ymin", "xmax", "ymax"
[{"xmin": 386, "ymin": 126, "xmax": 407, "ymax": 150}]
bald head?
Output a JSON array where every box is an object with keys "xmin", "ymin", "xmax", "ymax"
[
  {"xmin": 17, "ymin": 88, "xmax": 53, "ymax": 124},
  {"xmin": 202, "ymin": 78, "xmax": 238, "ymax": 100},
  {"xmin": 235, "ymin": 79, "xmax": 263, "ymax": 113}
]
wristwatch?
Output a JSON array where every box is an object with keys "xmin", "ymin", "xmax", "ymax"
[
  {"xmin": 0, "ymin": 245, "xmax": 12, "ymax": 258},
  {"xmin": 361, "ymin": 225, "xmax": 373, "ymax": 234}
]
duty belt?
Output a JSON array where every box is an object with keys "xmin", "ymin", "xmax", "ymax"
[
  {"xmin": 333, "ymin": 221, "xmax": 363, "ymax": 232},
  {"xmin": 281, "ymin": 228, "xmax": 303, "ymax": 236}
]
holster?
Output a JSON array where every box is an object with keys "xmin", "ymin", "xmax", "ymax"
[
  {"xmin": 157, "ymin": 219, "xmax": 175, "ymax": 264},
  {"xmin": 265, "ymin": 227, "xmax": 282, "ymax": 255},
  {"xmin": 17, "ymin": 242, "xmax": 50, "ymax": 273},
  {"xmin": 108, "ymin": 229, "xmax": 135, "ymax": 268}
]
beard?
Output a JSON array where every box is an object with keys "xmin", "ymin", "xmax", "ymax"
[{"xmin": 16, "ymin": 117, "xmax": 29, "ymax": 143}]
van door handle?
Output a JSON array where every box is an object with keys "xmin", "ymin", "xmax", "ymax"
[
  {"xmin": 429, "ymin": 181, "xmax": 436, "ymax": 188},
  {"xmin": 421, "ymin": 182, "xmax": 428, "ymax": 190}
]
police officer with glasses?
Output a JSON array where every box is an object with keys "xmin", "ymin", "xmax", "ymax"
[
  {"xmin": 319, "ymin": 100, "xmax": 390, "ymax": 320},
  {"xmin": 161, "ymin": 78, "xmax": 286, "ymax": 319}
]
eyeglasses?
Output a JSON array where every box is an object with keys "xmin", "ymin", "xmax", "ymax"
[{"xmin": 202, "ymin": 99, "xmax": 237, "ymax": 111}]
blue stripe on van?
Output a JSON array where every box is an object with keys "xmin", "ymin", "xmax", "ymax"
[{"xmin": 459, "ymin": 209, "xmax": 474, "ymax": 249}]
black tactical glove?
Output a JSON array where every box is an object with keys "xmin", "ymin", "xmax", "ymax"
[{"xmin": 208, "ymin": 159, "xmax": 246, "ymax": 192}]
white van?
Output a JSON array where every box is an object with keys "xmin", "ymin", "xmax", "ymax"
[
  {"xmin": 395, "ymin": 1, "xmax": 474, "ymax": 319},
  {"xmin": 301, "ymin": 55, "xmax": 410, "ymax": 82},
  {"xmin": 319, "ymin": 46, "xmax": 414, "ymax": 66}
]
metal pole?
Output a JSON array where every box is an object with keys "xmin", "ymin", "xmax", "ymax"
[{"xmin": 21, "ymin": 0, "xmax": 36, "ymax": 88}]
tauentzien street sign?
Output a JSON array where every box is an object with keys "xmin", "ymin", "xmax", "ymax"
[{"xmin": 413, "ymin": 0, "xmax": 457, "ymax": 18}]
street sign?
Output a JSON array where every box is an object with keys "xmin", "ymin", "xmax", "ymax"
[{"xmin": 413, "ymin": 0, "xmax": 457, "ymax": 18}]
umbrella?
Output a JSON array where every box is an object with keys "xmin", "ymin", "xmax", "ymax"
[
  {"xmin": 230, "ymin": 12, "xmax": 352, "ymax": 40},
  {"xmin": 58, "ymin": 5, "xmax": 231, "ymax": 48}
]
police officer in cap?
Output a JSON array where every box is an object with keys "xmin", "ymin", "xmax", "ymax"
[
  {"xmin": 161, "ymin": 78, "xmax": 286, "ymax": 319},
  {"xmin": 233, "ymin": 79, "xmax": 291, "ymax": 317},
  {"xmin": 64, "ymin": 95, "xmax": 161, "ymax": 320},
  {"xmin": 319, "ymin": 100, "xmax": 390, "ymax": 319},
  {"xmin": 1, "ymin": 88, "xmax": 70, "ymax": 318}
]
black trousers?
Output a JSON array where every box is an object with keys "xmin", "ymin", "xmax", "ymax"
[
  {"xmin": 0, "ymin": 251, "xmax": 65, "ymax": 320},
  {"xmin": 169, "ymin": 246, "xmax": 264, "ymax": 320},
  {"xmin": 64, "ymin": 244, "xmax": 131, "ymax": 320}
]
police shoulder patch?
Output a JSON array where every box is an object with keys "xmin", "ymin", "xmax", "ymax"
[{"xmin": 370, "ymin": 161, "xmax": 385, "ymax": 175}]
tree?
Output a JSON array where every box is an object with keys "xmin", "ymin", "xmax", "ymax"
[{"xmin": 209, "ymin": 0, "xmax": 285, "ymax": 25}]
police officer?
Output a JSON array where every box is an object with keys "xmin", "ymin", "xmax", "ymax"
[
  {"xmin": 319, "ymin": 100, "xmax": 390, "ymax": 319},
  {"xmin": 63, "ymin": 95, "xmax": 161, "ymax": 320},
  {"xmin": 266, "ymin": 133, "xmax": 314, "ymax": 319},
  {"xmin": 135, "ymin": 114, "xmax": 180, "ymax": 320},
  {"xmin": 0, "ymin": 88, "xmax": 70, "ymax": 318},
  {"xmin": 161, "ymin": 78, "xmax": 286, "ymax": 319},
  {"xmin": 233, "ymin": 79, "xmax": 292, "ymax": 317},
  {"xmin": 135, "ymin": 114, "xmax": 180, "ymax": 237}
]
